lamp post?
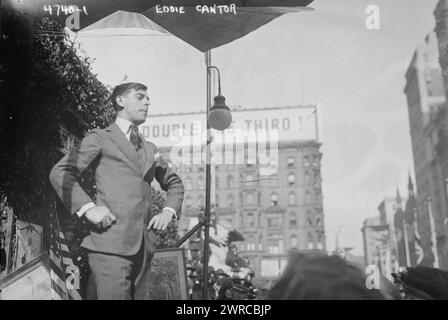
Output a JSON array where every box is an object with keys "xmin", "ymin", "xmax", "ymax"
[
  {"xmin": 202, "ymin": 51, "xmax": 231, "ymax": 299},
  {"xmin": 202, "ymin": 50, "xmax": 212, "ymax": 300},
  {"xmin": 174, "ymin": 52, "xmax": 231, "ymax": 300}
]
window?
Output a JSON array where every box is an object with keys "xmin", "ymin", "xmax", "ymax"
[
  {"xmin": 246, "ymin": 174, "xmax": 254, "ymax": 186},
  {"xmin": 312, "ymin": 155, "xmax": 320, "ymax": 167},
  {"xmin": 270, "ymin": 193, "xmax": 278, "ymax": 206},
  {"xmin": 215, "ymin": 194, "xmax": 220, "ymax": 208},
  {"xmin": 288, "ymin": 192, "xmax": 296, "ymax": 206},
  {"xmin": 287, "ymin": 157, "xmax": 295, "ymax": 167},
  {"xmin": 289, "ymin": 212, "xmax": 297, "ymax": 227},
  {"xmin": 227, "ymin": 194, "xmax": 234, "ymax": 207},
  {"xmin": 317, "ymin": 234, "xmax": 324, "ymax": 250},
  {"xmin": 288, "ymin": 174, "xmax": 295, "ymax": 186},
  {"xmin": 268, "ymin": 234, "xmax": 284, "ymax": 254},
  {"xmin": 185, "ymin": 196, "xmax": 192, "ymax": 208},
  {"xmin": 197, "ymin": 195, "xmax": 204, "ymax": 208},
  {"xmin": 304, "ymin": 170, "xmax": 311, "ymax": 185},
  {"xmin": 304, "ymin": 156, "xmax": 310, "ymax": 167},
  {"xmin": 215, "ymin": 176, "xmax": 219, "ymax": 188},
  {"xmin": 198, "ymin": 166, "xmax": 205, "ymax": 172},
  {"xmin": 198, "ymin": 176, "xmax": 204, "ymax": 190},
  {"xmin": 306, "ymin": 212, "xmax": 313, "ymax": 227},
  {"xmin": 247, "ymin": 213, "xmax": 255, "ymax": 228},
  {"xmin": 305, "ymin": 191, "xmax": 312, "ymax": 203},
  {"xmin": 258, "ymin": 235, "xmax": 263, "ymax": 251},
  {"xmin": 247, "ymin": 193, "xmax": 255, "ymax": 205},
  {"xmin": 247, "ymin": 237, "xmax": 256, "ymax": 251},
  {"xmin": 185, "ymin": 177, "xmax": 193, "ymax": 190},
  {"xmin": 290, "ymin": 235, "xmax": 298, "ymax": 249},
  {"xmin": 307, "ymin": 232, "xmax": 314, "ymax": 250},
  {"xmin": 227, "ymin": 175, "xmax": 234, "ymax": 188},
  {"xmin": 267, "ymin": 213, "xmax": 283, "ymax": 228},
  {"xmin": 316, "ymin": 216, "xmax": 322, "ymax": 227}
]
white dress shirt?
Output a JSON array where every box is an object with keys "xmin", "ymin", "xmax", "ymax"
[{"xmin": 76, "ymin": 117, "xmax": 177, "ymax": 219}]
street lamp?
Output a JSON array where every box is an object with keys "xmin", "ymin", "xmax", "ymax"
[
  {"xmin": 173, "ymin": 55, "xmax": 232, "ymax": 300},
  {"xmin": 203, "ymin": 54, "xmax": 231, "ymax": 299},
  {"xmin": 207, "ymin": 66, "xmax": 232, "ymax": 131}
]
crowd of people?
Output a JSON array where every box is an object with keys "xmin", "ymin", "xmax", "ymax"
[
  {"xmin": 186, "ymin": 265, "xmax": 259, "ymax": 300},
  {"xmin": 186, "ymin": 250, "xmax": 448, "ymax": 300}
]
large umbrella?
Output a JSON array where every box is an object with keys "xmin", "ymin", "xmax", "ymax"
[{"xmin": 5, "ymin": 0, "xmax": 313, "ymax": 51}]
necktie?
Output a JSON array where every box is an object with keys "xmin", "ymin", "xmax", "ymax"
[{"xmin": 129, "ymin": 124, "xmax": 141, "ymax": 151}]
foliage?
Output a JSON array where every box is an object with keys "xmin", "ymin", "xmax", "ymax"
[{"xmin": 0, "ymin": 8, "xmax": 115, "ymax": 222}]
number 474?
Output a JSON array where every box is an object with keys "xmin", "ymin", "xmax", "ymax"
[{"xmin": 43, "ymin": 5, "xmax": 88, "ymax": 16}]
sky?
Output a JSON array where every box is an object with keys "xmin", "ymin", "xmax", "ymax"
[{"xmin": 72, "ymin": 0, "xmax": 440, "ymax": 255}]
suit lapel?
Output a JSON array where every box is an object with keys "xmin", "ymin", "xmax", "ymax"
[
  {"xmin": 106, "ymin": 123, "xmax": 142, "ymax": 174},
  {"xmin": 141, "ymin": 135, "xmax": 155, "ymax": 178}
]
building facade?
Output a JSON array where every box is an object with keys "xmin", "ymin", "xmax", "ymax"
[
  {"xmin": 377, "ymin": 194, "xmax": 407, "ymax": 267},
  {"xmin": 361, "ymin": 184, "xmax": 421, "ymax": 279},
  {"xmin": 435, "ymin": 0, "xmax": 448, "ymax": 95},
  {"xmin": 433, "ymin": 0, "xmax": 448, "ymax": 270},
  {"xmin": 147, "ymin": 106, "xmax": 326, "ymax": 286},
  {"xmin": 404, "ymin": 30, "xmax": 447, "ymax": 269}
]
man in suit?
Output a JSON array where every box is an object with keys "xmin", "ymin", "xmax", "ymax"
[{"xmin": 49, "ymin": 82, "xmax": 184, "ymax": 300}]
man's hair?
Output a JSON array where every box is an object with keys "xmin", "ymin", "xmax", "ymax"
[
  {"xmin": 111, "ymin": 82, "xmax": 147, "ymax": 111},
  {"xmin": 266, "ymin": 253, "xmax": 401, "ymax": 300}
]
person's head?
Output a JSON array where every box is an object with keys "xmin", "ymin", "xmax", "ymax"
[
  {"xmin": 217, "ymin": 280, "xmax": 233, "ymax": 299},
  {"xmin": 267, "ymin": 253, "xmax": 401, "ymax": 300},
  {"xmin": 111, "ymin": 82, "xmax": 149, "ymax": 125}
]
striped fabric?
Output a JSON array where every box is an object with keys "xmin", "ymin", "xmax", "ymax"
[{"xmin": 49, "ymin": 200, "xmax": 82, "ymax": 300}]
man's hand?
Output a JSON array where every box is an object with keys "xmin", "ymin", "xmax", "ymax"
[
  {"xmin": 84, "ymin": 206, "xmax": 116, "ymax": 229},
  {"xmin": 148, "ymin": 209, "xmax": 175, "ymax": 231}
]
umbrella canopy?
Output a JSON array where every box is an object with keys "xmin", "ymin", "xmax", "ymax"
[
  {"xmin": 142, "ymin": 6, "xmax": 312, "ymax": 51},
  {"xmin": 79, "ymin": 10, "xmax": 171, "ymax": 37},
  {"xmin": 5, "ymin": 0, "xmax": 314, "ymax": 51},
  {"xmin": 81, "ymin": 10, "xmax": 170, "ymax": 34}
]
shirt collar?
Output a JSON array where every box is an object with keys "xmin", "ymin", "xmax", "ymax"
[{"xmin": 115, "ymin": 117, "xmax": 135, "ymax": 135}]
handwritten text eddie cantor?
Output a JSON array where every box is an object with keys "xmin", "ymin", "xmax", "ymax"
[{"xmin": 156, "ymin": 4, "xmax": 237, "ymax": 14}]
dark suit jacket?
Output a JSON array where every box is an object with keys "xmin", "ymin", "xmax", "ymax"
[{"xmin": 49, "ymin": 123, "xmax": 184, "ymax": 256}]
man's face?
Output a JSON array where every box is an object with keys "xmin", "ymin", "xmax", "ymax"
[{"xmin": 116, "ymin": 88, "xmax": 150, "ymax": 125}]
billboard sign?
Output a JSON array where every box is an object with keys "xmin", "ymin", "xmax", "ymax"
[{"xmin": 140, "ymin": 106, "xmax": 319, "ymax": 148}]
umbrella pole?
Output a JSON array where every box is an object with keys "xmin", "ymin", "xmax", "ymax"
[{"xmin": 203, "ymin": 50, "xmax": 212, "ymax": 300}]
